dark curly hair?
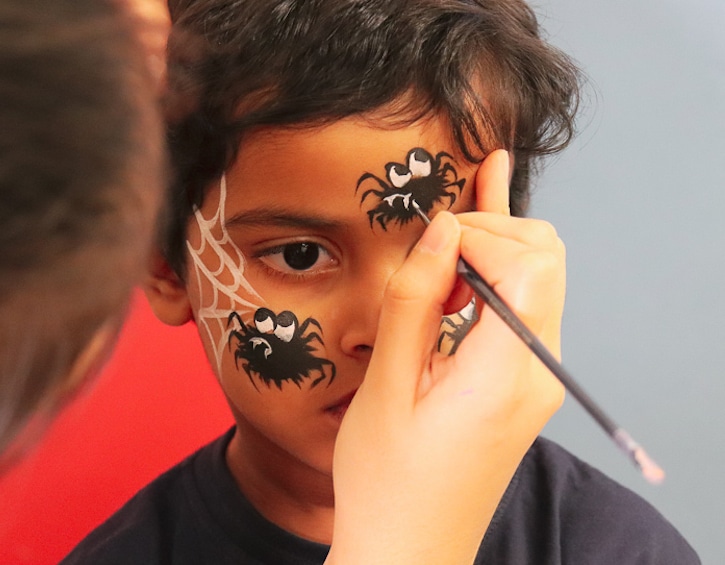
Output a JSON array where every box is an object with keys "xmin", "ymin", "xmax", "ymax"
[{"xmin": 163, "ymin": 0, "xmax": 582, "ymax": 275}]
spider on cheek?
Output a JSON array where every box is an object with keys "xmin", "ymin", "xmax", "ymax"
[{"xmin": 227, "ymin": 307, "xmax": 336, "ymax": 391}]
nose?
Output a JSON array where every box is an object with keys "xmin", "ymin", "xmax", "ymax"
[{"xmin": 336, "ymin": 259, "xmax": 400, "ymax": 359}]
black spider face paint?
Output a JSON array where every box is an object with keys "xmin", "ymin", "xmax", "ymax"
[
  {"xmin": 227, "ymin": 308, "xmax": 336, "ymax": 391},
  {"xmin": 356, "ymin": 147, "xmax": 466, "ymax": 230},
  {"xmin": 438, "ymin": 299, "xmax": 479, "ymax": 355}
]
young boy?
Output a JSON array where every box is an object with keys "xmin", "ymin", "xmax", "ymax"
[{"xmin": 63, "ymin": 1, "xmax": 699, "ymax": 563}]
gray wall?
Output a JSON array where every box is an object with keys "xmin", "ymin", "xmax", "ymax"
[{"xmin": 530, "ymin": 1, "xmax": 725, "ymax": 563}]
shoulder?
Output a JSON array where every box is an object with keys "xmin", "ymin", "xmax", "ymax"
[
  {"xmin": 479, "ymin": 437, "xmax": 700, "ymax": 565},
  {"xmin": 60, "ymin": 431, "xmax": 233, "ymax": 565}
]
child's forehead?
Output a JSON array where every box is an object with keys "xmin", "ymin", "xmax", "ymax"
[
  {"xmin": 190, "ymin": 113, "xmax": 478, "ymax": 257},
  {"xmin": 227, "ymin": 115, "xmax": 463, "ymax": 185}
]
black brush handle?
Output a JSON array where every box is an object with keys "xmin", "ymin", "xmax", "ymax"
[{"xmin": 456, "ymin": 256, "xmax": 619, "ymax": 437}]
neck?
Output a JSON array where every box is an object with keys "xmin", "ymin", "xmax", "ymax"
[{"xmin": 225, "ymin": 420, "xmax": 336, "ymax": 545}]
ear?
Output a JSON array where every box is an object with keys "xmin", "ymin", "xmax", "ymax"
[
  {"xmin": 143, "ymin": 251, "xmax": 194, "ymax": 326},
  {"xmin": 474, "ymin": 149, "xmax": 513, "ymax": 215}
]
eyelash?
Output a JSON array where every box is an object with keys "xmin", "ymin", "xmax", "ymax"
[{"xmin": 252, "ymin": 241, "xmax": 338, "ymax": 281}]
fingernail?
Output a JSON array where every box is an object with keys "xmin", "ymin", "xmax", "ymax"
[{"xmin": 417, "ymin": 211, "xmax": 455, "ymax": 254}]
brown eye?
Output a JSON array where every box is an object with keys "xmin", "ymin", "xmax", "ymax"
[
  {"xmin": 256, "ymin": 240, "xmax": 338, "ymax": 277},
  {"xmin": 283, "ymin": 243, "xmax": 320, "ymax": 270}
]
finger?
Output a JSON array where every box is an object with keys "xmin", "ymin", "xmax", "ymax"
[
  {"xmin": 457, "ymin": 212, "xmax": 563, "ymax": 251},
  {"xmin": 458, "ymin": 227, "xmax": 565, "ymax": 339},
  {"xmin": 364, "ymin": 211, "xmax": 461, "ymax": 404},
  {"xmin": 475, "ymin": 149, "xmax": 511, "ymax": 215},
  {"xmin": 449, "ymin": 227, "xmax": 566, "ymax": 413},
  {"xmin": 441, "ymin": 275, "xmax": 474, "ymax": 316}
]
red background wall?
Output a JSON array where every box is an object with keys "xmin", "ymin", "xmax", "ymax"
[{"xmin": 0, "ymin": 291, "xmax": 233, "ymax": 564}]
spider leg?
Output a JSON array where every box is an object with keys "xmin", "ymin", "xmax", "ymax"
[
  {"xmin": 356, "ymin": 173, "xmax": 390, "ymax": 196},
  {"xmin": 227, "ymin": 313, "xmax": 250, "ymax": 350},
  {"xmin": 450, "ymin": 324, "xmax": 472, "ymax": 354},
  {"xmin": 298, "ymin": 317, "xmax": 323, "ymax": 335},
  {"xmin": 439, "ymin": 164, "xmax": 466, "ymax": 195},
  {"xmin": 437, "ymin": 330, "xmax": 454, "ymax": 351},
  {"xmin": 303, "ymin": 331, "xmax": 324, "ymax": 346},
  {"xmin": 242, "ymin": 363, "xmax": 261, "ymax": 392},
  {"xmin": 449, "ymin": 337, "xmax": 464, "ymax": 355},
  {"xmin": 433, "ymin": 151, "xmax": 454, "ymax": 167},
  {"xmin": 374, "ymin": 212, "xmax": 389, "ymax": 231},
  {"xmin": 440, "ymin": 317, "xmax": 458, "ymax": 330},
  {"xmin": 449, "ymin": 177, "xmax": 466, "ymax": 193},
  {"xmin": 442, "ymin": 191, "xmax": 457, "ymax": 208},
  {"xmin": 438, "ymin": 161, "xmax": 456, "ymax": 175},
  {"xmin": 310, "ymin": 359, "xmax": 337, "ymax": 388},
  {"xmin": 438, "ymin": 163, "xmax": 457, "ymax": 185},
  {"xmin": 228, "ymin": 325, "xmax": 249, "ymax": 348},
  {"xmin": 227, "ymin": 311, "xmax": 245, "ymax": 328},
  {"xmin": 325, "ymin": 359, "xmax": 336, "ymax": 385}
]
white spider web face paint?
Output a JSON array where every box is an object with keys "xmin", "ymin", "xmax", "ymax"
[{"xmin": 186, "ymin": 174, "xmax": 264, "ymax": 376}]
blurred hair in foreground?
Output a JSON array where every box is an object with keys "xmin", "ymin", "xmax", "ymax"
[{"xmin": 0, "ymin": 0, "xmax": 167, "ymax": 466}]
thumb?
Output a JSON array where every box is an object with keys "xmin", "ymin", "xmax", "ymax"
[
  {"xmin": 475, "ymin": 149, "xmax": 511, "ymax": 215},
  {"xmin": 364, "ymin": 211, "xmax": 461, "ymax": 404}
]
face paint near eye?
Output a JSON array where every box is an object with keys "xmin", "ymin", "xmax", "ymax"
[
  {"xmin": 186, "ymin": 175, "xmax": 265, "ymax": 376},
  {"xmin": 227, "ymin": 308, "xmax": 336, "ymax": 391},
  {"xmin": 356, "ymin": 147, "xmax": 466, "ymax": 231},
  {"xmin": 438, "ymin": 298, "xmax": 479, "ymax": 355}
]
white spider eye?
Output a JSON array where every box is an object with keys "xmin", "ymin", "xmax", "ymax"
[
  {"xmin": 408, "ymin": 148, "xmax": 432, "ymax": 177},
  {"xmin": 274, "ymin": 311, "xmax": 297, "ymax": 342},
  {"xmin": 388, "ymin": 164, "xmax": 412, "ymax": 188},
  {"xmin": 254, "ymin": 308, "xmax": 275, "ymax": 333}
]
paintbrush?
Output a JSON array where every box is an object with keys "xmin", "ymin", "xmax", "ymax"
[{"xmin": 411, "ymin": 201, "xmax": 665, "ymax": 485}]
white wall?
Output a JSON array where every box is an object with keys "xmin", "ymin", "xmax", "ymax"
[{"xmin": 531, "ymin": 2, "xmax": 725, "ymax": 563}]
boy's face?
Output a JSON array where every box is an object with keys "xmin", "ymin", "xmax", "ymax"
[{"xmin": 181, "ymin": 116, "xmax": 478, "ymax": 475}]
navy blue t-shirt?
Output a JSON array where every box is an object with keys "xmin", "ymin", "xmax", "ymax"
[{"xmin": 61, "ymin": 428, "xmax": 699, "ymax": 564}]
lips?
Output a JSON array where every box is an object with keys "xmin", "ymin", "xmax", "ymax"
[{"xmin": 324, "ymin": 389, "xmax": 358, "ymax": 422}]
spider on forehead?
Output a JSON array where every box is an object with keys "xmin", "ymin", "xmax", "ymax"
[{"xmin": 356, "ymin": 147, "xmax": 466, "ymax": 231}]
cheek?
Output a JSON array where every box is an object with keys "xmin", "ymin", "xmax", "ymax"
[
  {"xmin": 185, "ymin": 243, "xmax": 266, "ymax": 381},
  {"xmin": 185, "ymin": 180, "xmax": 268, "ymax": 377}
]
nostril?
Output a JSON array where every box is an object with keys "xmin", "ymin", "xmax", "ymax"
[{"xmin": 354, "ymin": 344, "xmax": 373, "ymax": 354}]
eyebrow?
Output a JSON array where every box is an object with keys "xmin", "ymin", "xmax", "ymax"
[{"xmin": 224, "ymin": 207, "xmax": 345, "ymax": 230}]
